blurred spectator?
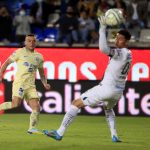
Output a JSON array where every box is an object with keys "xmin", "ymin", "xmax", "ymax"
[
  {"xmin": 95, "ymin": 0, "xmax": 109, "ymax": 17},
  {"xmin": 77, "ymin": 0, "xmax": 97, "ymax": 17},
  {"xmin": 107, "ymin": 0, "xmax": 116, "ymax": 8},
  {"xmin": 106, "ymin": 0, "xmax": 126, "ymax": 10},
  {"xmin": 114, "ymin": 0, "xmax": 127, "ymax": 29},
  {"xmin": 0, "ymin": 5, "xmax": 12, "ymax": 43},
  {"xmin": 116, "ymin": 0, "xmax": 126, "ymax": 8},
  {"xmin": 147, "ymin": 0, "xmax": 150, "ymax": 28},
  {"xmin": 67, "ymin": 0, "xmax": 80, "ymax": 14},
  {"xmin": 13, "ymin": 7, "xmax": 32, "ymax": 45},
  {"xmin": 78, "ymin": 10, "xmax": 95, "ymax": 45},
  {"xmin": 54, "ymin": 6, "xmax": 79, "ymax": 46},
  {"xmin": 30, "ymin": 0, "xmax": 56, "ymax": 29},
  {"xmin": 60, "ymin": 0, "xmax": 68, "ymax": 14},
  {"xmin": 126, "ymin": 0, "xmax": 147, "ymax": 40}
]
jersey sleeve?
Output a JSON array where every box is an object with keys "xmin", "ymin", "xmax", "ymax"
[
  {"xmin": 9, "ymin": 50, "xmax": 20, "ymax": 62},
  {"xmin": 99, "ymin": 27, "xmax": 110, "ymax": 55}
]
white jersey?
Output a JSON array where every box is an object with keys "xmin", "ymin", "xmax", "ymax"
[
  {"xmin": 99, "ymin": 27, "xmax": 132, "ymax": 90},
  {"xmin": 80, "ymin": 27, "xmax": 132, "ymax": 108},
  {"xmin": 101, "ymin": 48, "xmax": 132, "ymax": 89}
]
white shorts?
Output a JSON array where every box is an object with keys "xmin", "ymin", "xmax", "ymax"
[{"xmin": 80, "ymin": 84, "xmax": 123, "ymax": 109}]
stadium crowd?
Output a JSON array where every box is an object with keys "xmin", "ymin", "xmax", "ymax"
[{"xmin": 0, "ymin": 0, "xmax": 149, "ymax": 46}]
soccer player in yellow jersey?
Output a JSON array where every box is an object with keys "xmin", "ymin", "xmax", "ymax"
[{"xmin": 0, "ymin": 34, "xmax": 51, "ymax": 134}]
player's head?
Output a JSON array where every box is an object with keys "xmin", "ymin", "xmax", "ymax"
[
  {"xmin": 115, "ymin": 30, "xmax": 131, "ymax": 48},
  {"xmin": 24, "ymin": 34, "xmax": 37, "ymax": 51}
]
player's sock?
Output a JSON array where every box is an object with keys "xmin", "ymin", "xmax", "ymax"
[
  {"xmin": 104, "ymin": 108, "xmax": 118, "ymax": 138},
  {"xmin": 57, "ymin": 105, "xmax": 79, "ymax": 136},
  {"xmin": 0, "ymin": 102, "xmax": 12, "ymax": 110},
  {"xmin": 29, "ymin": 110, "xmax": 40, "ymax": 130}
]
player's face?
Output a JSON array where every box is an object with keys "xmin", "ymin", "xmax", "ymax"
[
  {"xmin": 25, "ymin": 36, "xmax": 36, "ymax": 51},
  {"xmin": 115, "ymin": 33, "xmax": 128, "ymax": 48}
]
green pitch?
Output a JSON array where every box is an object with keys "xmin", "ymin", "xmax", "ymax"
[{"xmin": 0, "ymin": 114, "xmax": 150, "ymax": 150}]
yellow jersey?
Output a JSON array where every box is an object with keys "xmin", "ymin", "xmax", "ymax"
[{"xmin": 9, "ymin": 47, "xmax": 44, "ymax": 88}]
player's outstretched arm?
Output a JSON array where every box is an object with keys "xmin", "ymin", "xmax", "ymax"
[
  {"xmin": 0, "ymin": 58, "xmax": 13, "ymax": 82},
  {"xmin": 38, "ymin": 67, "xmax": 51, "ymax": 90},
  {"xmin": 98, "ymin": 16, "xmax": 110, "ymax": 55}
]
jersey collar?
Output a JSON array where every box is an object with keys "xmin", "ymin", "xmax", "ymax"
[{"xmin": 24, "ymin": 47, "xmax": 35, "ymax": 53}]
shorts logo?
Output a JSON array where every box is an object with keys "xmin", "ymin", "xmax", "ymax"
[{"xmin": 18, "ymin": 88, "xmax": 24, "ymax": 96}]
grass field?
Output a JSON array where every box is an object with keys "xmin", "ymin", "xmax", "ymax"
[{"xmin": 0, "ymin": 114, "xmax": 150, "ymax": 150}]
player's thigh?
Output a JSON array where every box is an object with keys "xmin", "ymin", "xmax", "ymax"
[
  {"xmin": 25, "ymin": 87, "xmax": 40, "ymax": 110},
  {"xmin": 103, "ymin": 91, "xmax": 122, "ymax": 109},
  {"xmin": 80, "ymin": 84, "xmax": 117, "ymax": 107},
  {"xmin": 24, "ymin": 87, "xmax": 40, "ymax": 101},
  {"xmin": 12, "ymin": 96, "xmax": 22, "ymax": 107},
  {"xmin": 80, "ymin": 85, "xmax": 104, "ymax": 106},
  {"xmin": 103, "ymin": 99, "xmax": 118, "ymax": 110},
  {"xmin": 12, "ymin": 83, "xmax": 24, "ymax": 99}
]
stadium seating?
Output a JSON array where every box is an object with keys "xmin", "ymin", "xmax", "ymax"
[
  {"xmin": 139, "ymin": 29, "xmax": 150, "ymax": 42},
  {"xmin": 44, "ymin": 27, "xmax": 58, "ymax": 42}
]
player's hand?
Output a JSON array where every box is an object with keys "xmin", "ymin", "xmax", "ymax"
[
  {"xmin": 44, "ymin": 83, "xmax": 51, "ymax": 90},
  {"xmin": 98, "ymin": 16, "xmax": 106, "ymax": 28}
]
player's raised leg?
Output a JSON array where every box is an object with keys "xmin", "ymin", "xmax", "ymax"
[
  {"xmin": 43, "ymin": 98, "xmax": 83, "ymax": 140},
  {"xmin": 0, "ymin": 102, "xmax": 12, "ymax": 110},
  {"xmin": 0, "ymin": 97, "xmax": 22, "ymax": 111}
]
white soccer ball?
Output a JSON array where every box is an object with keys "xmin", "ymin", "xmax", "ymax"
[{"xmin": 105, "ymin": 8, "xmax": 124, "ymax": 26}]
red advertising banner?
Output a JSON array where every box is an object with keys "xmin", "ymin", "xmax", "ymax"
[
  {"xmin": 0, "ymin": 83, "xmax": 4, "ymax": 114},
  {"xmin": 0, "ymin": 47, "xmax": 150, "ymax": 82},
  {"xmin": 0, "ymin": 47, "xmax": 150, "ymax": 116}
]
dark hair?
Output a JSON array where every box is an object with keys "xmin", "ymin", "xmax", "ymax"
[
  {"xmin": 118, "ymin": 30, "xmax": 131, "ymax": 40},
  {"xmin": 26, "ymin": 34, "xmax": 35, "ymax": 37}
]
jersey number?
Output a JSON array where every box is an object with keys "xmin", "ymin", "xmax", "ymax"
[{"xmin": 121, "ymin": 62, "xmax": 131, "ymax": 75}]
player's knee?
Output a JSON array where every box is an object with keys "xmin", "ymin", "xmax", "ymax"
[
  {"xmin": 29, "ymin": 103, "xmax": 40, "ymax": 112},
  {"xmin": 104, "ymin": 108, "xmax": 115, "ymax": 117},
  {"xmin": 72, "ymin": 99, "xmax": 84, "ymax": 108},
  {"xmin": 34, "ymin": 105, "xmax": 40, "ymax": 112},
  {"xmin": 27, "ymin": 99, "xmax": 40, "ymax": 110},
  {"xmin": 12, "ymin": 97, "xmax": 22, "ymax": 108},
  {"xmin": 12, "ymin": 101, "xmax": 21, "ymax": 108}
]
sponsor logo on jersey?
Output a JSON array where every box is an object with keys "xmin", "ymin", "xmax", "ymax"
[{"xmin": 23, "ymin": 62, "xmax": 29, "ymax": 66}]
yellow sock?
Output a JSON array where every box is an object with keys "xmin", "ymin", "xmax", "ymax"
[
  {"xmin": 0, "ymin": 102, "xmax": 12, "ymax": 111},
  {"xmin": 29, "ymin": 110, "xmax": 40, "ymax": 130}
]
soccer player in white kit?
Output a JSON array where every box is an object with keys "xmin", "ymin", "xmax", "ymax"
[{"xmin": 43, "ymin": 16, "xmax": 132, "ymax": 142}]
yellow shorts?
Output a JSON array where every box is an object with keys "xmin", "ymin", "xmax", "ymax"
[{"xmin": 12, "ymin": 83, "xmax": 40, "ymax": 101}]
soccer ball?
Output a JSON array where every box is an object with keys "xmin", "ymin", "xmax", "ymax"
[{"xmin": 105, "ymin": 8, "xmax": 124, "ymax": 26}]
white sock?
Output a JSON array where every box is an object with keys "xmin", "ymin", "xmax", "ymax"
[
  {"xmin": 104, "ymin": 109, "xmax": 118, "ymax": 138},
  {"xmin": 29, "ymin": 110, "xmax": 40, "ymax": 130},
  {"xmin": 0, "ymin": 102, "xmax": 12, "ymax": 111},
  {"xmin": 57, "ymin": 105, "xmax": 80, "ymax": 136}
]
